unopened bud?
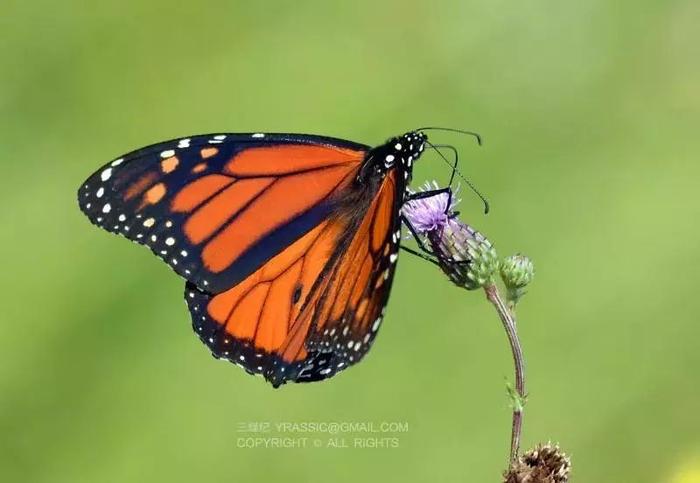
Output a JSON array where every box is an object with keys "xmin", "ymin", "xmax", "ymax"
[{"xmin": 500, "ymin": 254, "xmax": 534, "ymax": 305}]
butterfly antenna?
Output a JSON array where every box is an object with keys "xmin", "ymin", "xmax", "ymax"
[
  {"xmin": 416, "ymin": 126, "xmax": 482, "ymax": 146},
  {"xmin": 425, "ymin": 141, "xmax": 490, "ymax": 214}
]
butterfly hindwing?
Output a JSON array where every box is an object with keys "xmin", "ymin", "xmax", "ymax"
[
  {"xmin": 185, "ymin": 217, "xmax": 350, "ymax": 385},
  {"xmin": 78, "ymin": 133, "xmax": 368, "ymax": 294},
  {"xmin": 297, "ymin": 171, "xmax": 401, "ymax": 382}
]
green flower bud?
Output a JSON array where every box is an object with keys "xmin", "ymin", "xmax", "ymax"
[
  {"xmin": 500, "ymin": 254, "xmax": 534, "ymax": 306},
  {"xmin": 501, "ymin": 254, "xmax": 534, "ymax": 289}
]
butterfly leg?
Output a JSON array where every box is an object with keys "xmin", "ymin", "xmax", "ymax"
[
  {"xmin": 405, "ymin": 186, "xmax": 455, "ymax": 218},
  {"xmin": 400, "ymin": 245, "xmax": 440, "ymax": 266},
  {"xmin": 402, "ymin": 186, "xmax": 463, "ymax": 267},
  {"xmin": 403, "ymin": 185, "xmax": 456, "ymax": 256},
  {"xmin": 400, "ymin": 214, "xmax": 464, "ymax": 269},
  {"xmin": 399, "ymin": 213, "xmax": 442, "ymax": 258},
  {"xmin": 404, "ymin": 186, "xmax": 452, "ymax": 202}
]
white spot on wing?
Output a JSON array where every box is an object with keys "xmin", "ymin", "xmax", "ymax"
[{"xmin": 100, "ymin": 168, "xmax": 112, "ymax": 181}]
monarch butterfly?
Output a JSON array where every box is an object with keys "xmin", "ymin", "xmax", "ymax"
[{"xmin": 77, "ymin": 130, "xmax": 456, "ymax": 387}]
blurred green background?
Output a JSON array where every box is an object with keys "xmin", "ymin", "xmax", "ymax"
[{"xmin": 2, "ymin": 1, "xmax": 699, "ymax": 482}]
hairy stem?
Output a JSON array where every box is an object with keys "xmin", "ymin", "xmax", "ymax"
[{"xmin": 484, "ymin": 283, "xmax": 526, "ymax": 462}]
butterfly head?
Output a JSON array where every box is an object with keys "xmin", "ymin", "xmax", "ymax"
[
  {"xmin": 363, "ymin": 131, "xmax": 427, "ymax": 181},
  {"xmin": 392, "ymin": 130, "xmax": 427, "ymax": 169}
]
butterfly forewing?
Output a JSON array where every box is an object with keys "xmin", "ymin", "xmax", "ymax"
[{"xmin": 78, "ymin": 133, "xmax": 368, "ymax": 294}]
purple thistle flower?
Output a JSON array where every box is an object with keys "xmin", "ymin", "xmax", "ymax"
[
  {"xmin": 401, "ymin": 181, "xmax": 457, "ymax": 234},
  {"xmin": 402, "ymin": 181, "xmax": 498, "ymax": 290}
]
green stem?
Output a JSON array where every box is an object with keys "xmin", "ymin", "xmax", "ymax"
[{"xmin": 484, "ymin": 283, "xmax": 526, "ymax": 463}]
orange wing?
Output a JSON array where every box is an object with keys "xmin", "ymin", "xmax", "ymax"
[
  {"xmin": 185, "ymin": 171, "xmax": 403, "ymax": 386},
  {"xmin": 77, "ymin": 134, "xmax": 368, "ymax": 293}
]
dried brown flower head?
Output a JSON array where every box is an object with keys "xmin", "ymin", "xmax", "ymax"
[{"xmin": 503, "ymin": 443, "xmax": 571, "ymax": 483}]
